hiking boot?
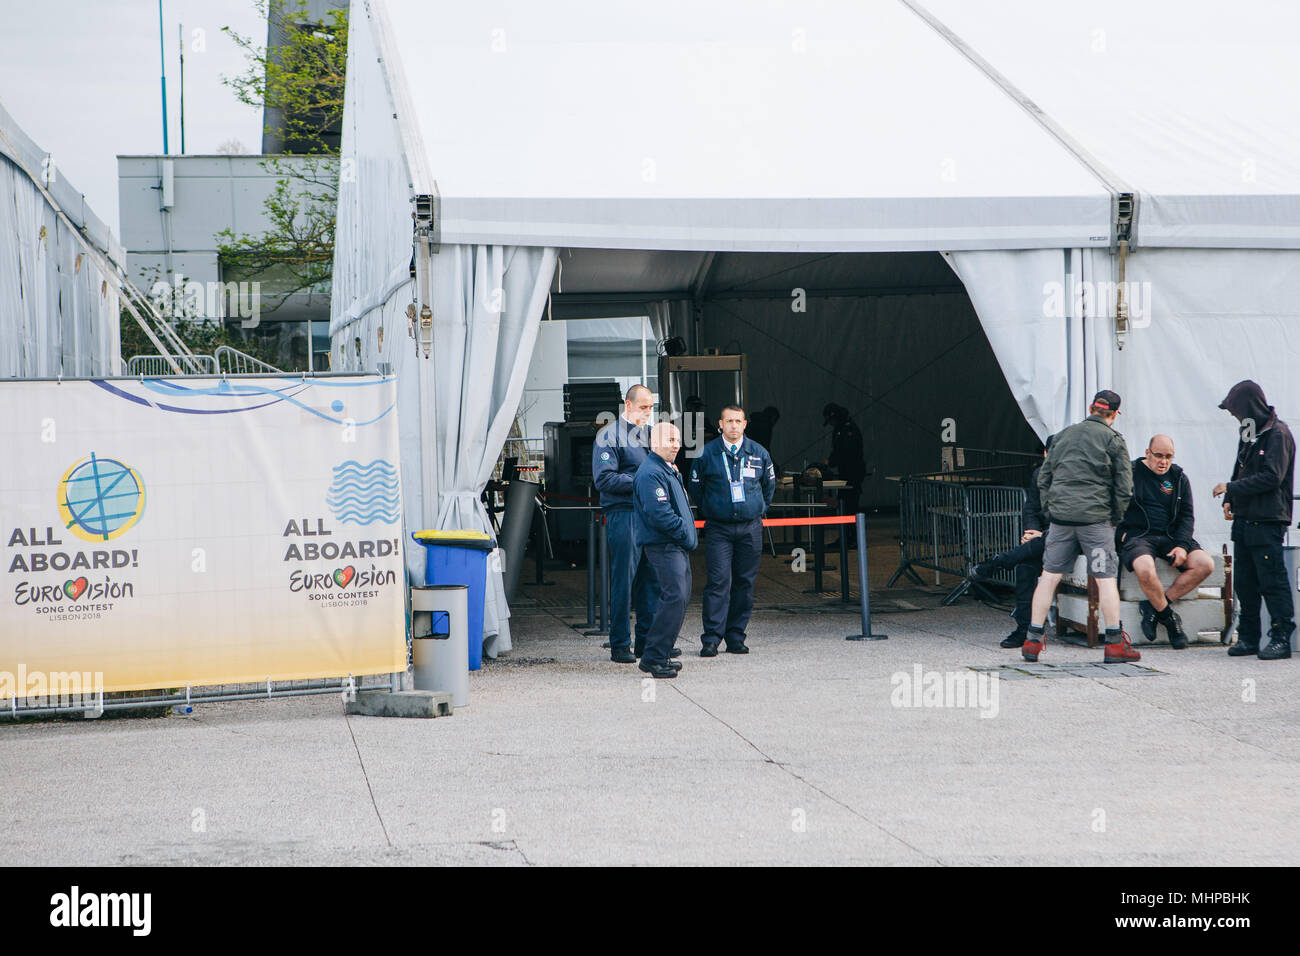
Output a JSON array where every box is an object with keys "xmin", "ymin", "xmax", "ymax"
[
  {"xmin": 1258, "ymin": 621, "xmax": 1294, "ymax": 660},
  {"xmin": 1104, "ymin": 631, "xmax": 1141, "ymax": 663},
  {"xmin": 1021, "ymin": 635, "xmax": 1044, "ymax": 662},
  {"xmin": 1137, "ymin": 599, "xmax": 1158, "ymax": 642},
  {"xmin": 1164, "ymin": 610, "xmax": 1188, "ymax": 650},
  {"xmin": 1000, "ymin": 628, "xmax": 1028, "ymax": 649},
  {"xmin": 1228, "ymin": 639, "xmax": 1260, "ymax": 657}
]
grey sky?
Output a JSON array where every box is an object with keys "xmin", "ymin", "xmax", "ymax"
[{"xmin": 0, "ymin": 0, "xmax": 267, "ymax": 233}]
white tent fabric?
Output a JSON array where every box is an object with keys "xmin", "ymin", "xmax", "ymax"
[
  {"xmin": 949, "ymin": 246, "xmax": 1300, "ymax": 556},
  {"xmin": 0, "ymin": 103, "xmax": 121, "ymax": 378},
  {"xmin": 339, "ymin": 0, "xmax": 1300, "ymax": 618},
  {"xmin": 922, "ymin": 0, "xmax": 1300, "ymax": 248},
  {"xmin": 426, "ymin": 244, "xmax": 558, "ymax": 655},
  {"xmin": 378, "ymin": 0, "xmax": 1112, "ymax": 251},
  {"xmin": 333, "ymin": 3, "xmax": 560, "ymax": 656}
]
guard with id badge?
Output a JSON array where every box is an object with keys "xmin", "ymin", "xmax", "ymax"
[{"xmin": 688, "ymin": 404, "xmax": 777, "ymax": 656}]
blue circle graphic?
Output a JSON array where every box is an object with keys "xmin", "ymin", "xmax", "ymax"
[{"xmin": 331, "ymin": 400, "xmax": 344, "ymax": 412}]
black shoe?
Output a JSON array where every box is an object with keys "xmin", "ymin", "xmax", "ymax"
[
  {"xmin": 1138, "ymin": 600, "xmax": 1158, "ymax": 642},
  {"xmin": 636, "ymin": 646, "xmax": 682, "ymax": 659},
  {"xmin": 1259, "ymin": 638, "xmax": 1293, "ymax": 660},
  {"xmin": 700, "ymin": 644, "xmax": 719, "ymax": 657},
  {"xmin": 1228, "ymin": 640, "xmax": 1260, "ymax": 657},
  {"xmin": 610, "ymin": 647, "xmax": 636, "ymax": 663},
  {"xmin": 1164, "ymin": 611, "xmax": 1188, "ymax": 650},
  {"xmin": 1259, "ymin": 622, "xmax": 1294, "ymax": 660},
  {"xmin": 725, "ymin": 643, "xmax": 749, "ymax": 654},
  {"xmin": 1000, "ymin": 628, "xmax": 1028, "ymax": 649},
  {"xmin": 969, "ymin": 561, "xmax": 996, "ymax": 582},
  {"xmin": 638, "ymin": 661, "xmax": 678, "ymax": 679}
]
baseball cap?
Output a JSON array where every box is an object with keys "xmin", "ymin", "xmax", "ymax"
[{"xmin": 1090, "ymin": 389, "xmax": 1121, "ymax": 413}]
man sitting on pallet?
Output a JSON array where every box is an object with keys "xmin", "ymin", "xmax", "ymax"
[
  {"xmin": 970, "ymin": 435, "xmax": 1053, "ymax": 649},
  {"xmin": 1116, "ymin": 434, "xmax": 1215, "ymax": 649}
]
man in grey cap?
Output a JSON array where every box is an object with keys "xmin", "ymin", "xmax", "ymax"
[{"xmin": 1020, "ymin": 390, "xmax": 1138, "ymax": 663}]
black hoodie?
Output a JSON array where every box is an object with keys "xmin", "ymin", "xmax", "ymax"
[
  {"xmin": 1117, "ymin": 458, "xmax": 1195, "ymax": 549},
  {"xmin": 1220, "ymin": 381, "xmax": 1295, "ymax": 525}
]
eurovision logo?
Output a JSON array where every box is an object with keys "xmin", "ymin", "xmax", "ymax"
[{"xmin": 57, "ymin": 453, "xmax": 146, "ymax": 543}]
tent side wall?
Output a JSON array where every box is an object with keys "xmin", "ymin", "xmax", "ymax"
[
  {"xmin": 949, "ymin": 246, "xmax": 1300, "ymax": 559},
  {"xmin": 0, "ymin": 104, "xmax": 121, "ymax": 378}
]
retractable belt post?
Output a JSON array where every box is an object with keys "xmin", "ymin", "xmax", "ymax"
[{"xmin": 848, "ymin": 512, "xmax": 887, "ymax": 641}]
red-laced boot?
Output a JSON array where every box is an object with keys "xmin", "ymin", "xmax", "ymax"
[
  {"xmin": 1104, "ymin": 630, "xmax": 1141, "ymax": 663},
  {"xmin": 1021, "ymin": 631, "xmax": 1045, "ymax": 662}
]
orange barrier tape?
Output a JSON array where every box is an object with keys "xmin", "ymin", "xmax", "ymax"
[{"xmin": 692, "ymin": 515, "xmax": 857, "ymax": 529}]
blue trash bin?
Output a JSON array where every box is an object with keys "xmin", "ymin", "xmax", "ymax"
[{"xmin": 413, "ymin": 530, "xmax": 494, "ymax": 670}]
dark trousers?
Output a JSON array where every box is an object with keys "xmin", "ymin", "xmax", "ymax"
[
  {"xmin": 1233, "ymin": 523, "xmax": 1294, "ymax": 645},
  {"xmin": 641, "ymin": 543, "xmax": 691, "ymax": 667},
  {"xmin": 605, "ymin": 509, "xmax": 656, "ymax": 652},
  {"xmin": 702, "ymin": 518, "xmax": 762, "ymax": 648},
  {"xmin": 985, "ymin": 536, "xmax": 1045, "ymax": 629}
]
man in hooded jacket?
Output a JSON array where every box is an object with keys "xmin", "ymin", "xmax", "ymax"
[{"xmin": 1213, "ymin": 380, "xmax": 1295, "ymax": 660}]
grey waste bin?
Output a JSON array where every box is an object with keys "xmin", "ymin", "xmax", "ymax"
[
  {"xmin": 410, "ymin": 585, "xmax": 469, "ymax": 706},
  {"xmin": 1258, "ymin": 545, "xmax": 1300, "ymax": 649}
]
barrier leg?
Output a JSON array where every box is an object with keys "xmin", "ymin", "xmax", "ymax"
[{"xmin": 848, "ymin": 513, "xmax": 887, "ymax": 641}]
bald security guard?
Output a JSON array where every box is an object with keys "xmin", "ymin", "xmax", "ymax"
[
  {"xmin": 592, "ymin": 384, "xmax": 660, "ymax": 664},
  {"xmin": 633, "ymin": 422, "xmax": 698, "ymax": 679},
  {"xmin": 689, "ymin": 405, "xmax": 775, "ymax": 656}
]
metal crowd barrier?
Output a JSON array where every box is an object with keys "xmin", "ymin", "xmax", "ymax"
[{"xmin": 888, "ymin": 476, "xmax": 1026, "ymax": 603}]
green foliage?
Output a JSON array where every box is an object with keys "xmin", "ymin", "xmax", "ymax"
[
  {"xmin": 221, "ymin": 0, "xmax": 348, "ymax": 155},
  {"xmin": 214, "ymin": 155, "xmax": 337, "ymax": 308}
]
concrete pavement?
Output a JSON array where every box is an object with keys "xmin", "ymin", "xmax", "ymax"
[{"xmin": 3, "ymin": 583, "xmax": 1296, "ymax": 866}]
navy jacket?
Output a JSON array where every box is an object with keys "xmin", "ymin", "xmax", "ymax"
[
  {"xmin": 1118, "ymin": 458, "xmax": 1196, "ymax": 550},
  {"xmin": 633, "ymin": 451, "xmax": 698, "ymax": 550},
  {"xmin": 592, "ymin": 415, "xmax": 649, "ymax": 512},
  {"xmin": 688, "ymin": 436, "xmax": 776, "ymax": 522}
]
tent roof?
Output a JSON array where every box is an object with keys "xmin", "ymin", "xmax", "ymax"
[
  {"xmin": 0, "ymin": 102, "xmax": 125, "ymax": 268},
  {"xmin": 367, "ymin": 0, "xmax": 1300, "ymax": 250}
]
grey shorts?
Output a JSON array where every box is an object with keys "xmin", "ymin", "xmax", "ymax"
[{"xmin": 1042, "ymin": 522, "xmax": 1118, "ymax": 578}]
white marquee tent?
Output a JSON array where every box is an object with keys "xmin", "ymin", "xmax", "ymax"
[
  {"xmin": 331, "ymin": 0, "xmax": 1300, "ymax": 653},
  {"xmin": 0, "ymin": 102, "xmax": 122, "ymax": 378}
]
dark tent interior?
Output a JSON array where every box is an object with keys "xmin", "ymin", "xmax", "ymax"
[{"xmin": 547, "ymin": 249, "xmax": 1040, "ymax": 510}]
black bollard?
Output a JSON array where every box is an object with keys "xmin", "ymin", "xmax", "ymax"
[{"xmin": 848, "ymin": 512, "xmax": 887, "ymax": 641}]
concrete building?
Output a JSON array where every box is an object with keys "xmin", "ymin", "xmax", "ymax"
[{"xmin": 116, "ymin": 0, "xmax": 346, "ymax": 370}]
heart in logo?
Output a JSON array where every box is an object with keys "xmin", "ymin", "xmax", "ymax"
[
  {"xmin": 64, "ymin": 577, "xmax": 88, "ymax": 600},
  {"xmin": 334, "ymin": 566, "xmax": 355, "ymax": 589}
]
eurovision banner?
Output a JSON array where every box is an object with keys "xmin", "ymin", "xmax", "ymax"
[{"xmin": 0, "ymin": 376, "xmax": 407, "ymax": 697}]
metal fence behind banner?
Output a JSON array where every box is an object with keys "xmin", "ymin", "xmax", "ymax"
[
  {"xmin": 2, "ymin": 673, "xmax": 402, "ymax": 720},
  {"xmin": 126, "ymin": 353, "xmax": 218, "ymax": 376},
  {"xmin": 889, "ymin": 476, "xmax": 1026, "ymax": 592}
]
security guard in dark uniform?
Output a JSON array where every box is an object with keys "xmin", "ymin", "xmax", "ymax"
[
  {"xmin": 1213, "ymin": 380, "xmax": 1296, "ymax": 660},
  {"xmin": 688, "ymin": 405, "xmax": 775, "ymax": 656},
  {"xmin": 592, "ymin": 384, "xmax": 658, "ymax": 663},
  {"xmin": 633, "ymin": 422, "xmax": 698, "ymax": 678}
]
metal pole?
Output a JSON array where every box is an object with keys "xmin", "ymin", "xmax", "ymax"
[
  {"xmin": 582, "ymin": 509, "xmax": 597, "ymax": 630},
  {"xmin": 839, "ymin": 502, "xmax": 850, "ymax": 604},
  {"xmin": 533, "ymin": 501, "xmax": 545, "ymax": 585},
  {"xmin": 848, "ymin": 512, "xmax": 887, "ymax": 640},
  {"xmin": 598, "ymin": 516, "xmax": 610, "ymax": 634},
  {"xmin": 306, "ymin": 317, "xmax": 314, "ymax": 372},
  {"xmin": 158, "ymin": 0, "xmax": 169, "ymax": 154},
  {"xmin": 813, "ymin": 521, "xmax": 824, "ymax": 593}
]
